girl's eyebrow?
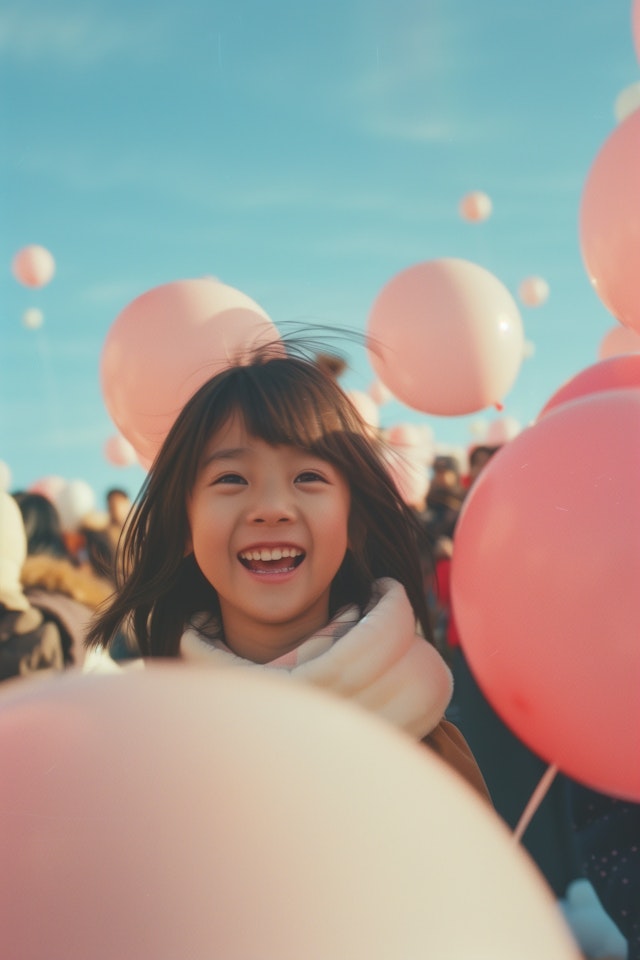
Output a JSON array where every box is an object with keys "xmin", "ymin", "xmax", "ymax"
[{"xmin": 201, "ymin": 446, "xmax": 248, "ymax": 467}]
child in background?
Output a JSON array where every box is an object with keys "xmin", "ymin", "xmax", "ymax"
[{"xmin": 87, "ymin": 346, "xmax": 489, "ymax": 800}]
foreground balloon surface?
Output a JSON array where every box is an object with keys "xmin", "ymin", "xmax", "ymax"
[
  {"xmin": 0, "ymin": 667, "xmax": 579, "ymax": 959},
  {"xmin": 452, "ymin": 390, "xmax": 640, "ymax": 801}
]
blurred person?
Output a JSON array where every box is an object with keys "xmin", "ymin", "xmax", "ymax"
[
  {"xmin": 0, "ymin": 492, "xmax": 63, "ymax": 681},
  {"xmin": 14, "ymin": 493, "xmax": 113, "ymax": 669}
]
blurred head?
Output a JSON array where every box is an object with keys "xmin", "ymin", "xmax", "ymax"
[
  {"xmin": 106, "ymin": 489, "xmax": 131, "ymax": 528},
  {"xmin": 12, "ymin": 492, "xmax": 71, "ymax": 560}
]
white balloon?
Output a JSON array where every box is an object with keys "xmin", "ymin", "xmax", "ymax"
[
  {"xmin": 614, "ymin": 81, "xmax": 640, "ymax": 123},
  {"xmin": 22, "ymin": 308, "xmax": 44, "ymax": 330},
  {"xmin": 0, "ymin": 460, "xmax": 12, "ymax": 493},
  {"xmin": 55, "ymin": 480, "xmax": 97, "ymax": 531}
]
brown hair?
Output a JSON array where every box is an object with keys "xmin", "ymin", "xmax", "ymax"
[{"xmin": 87, "ymin": 346, "xmax": 434, "ymax": 656}]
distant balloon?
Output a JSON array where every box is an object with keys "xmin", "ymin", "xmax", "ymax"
[
  {"xmin": 485, "ymin": 416, "xmax": 521, "ymax": 445},
  {"xmin": 368, "ymin": 379, "xmax": 393, "ymax": 405},
  {"xmin": 522, "ymin": 339, "xmax": 537, "ymax": 359},
  {"xmin": 28, "ymin": 475, "xmax": 67, "ymax": 503},
  {"xmin": 580, "ymin": 110, "xmax": 640, "ymax": 333},
  {"xmin": 0, "ymin": 461, "xmax": 12, "ymax": 493},
  {"xmin": 12, "ymin": 245, "xmax": 56, "ymax": 288},
  {"xmin": 458, "ymin": 191, "xmax": 492, "ymax": 222},
  {"xmin": 100, "ymin": 278, "xmax": 280, "ymax": 463},
  {"xmin": 22, "ymin": 307, "xmax": 44, "ymax": 330},
  {"xmin": 518, "ymin": 276, "xmax": 549, "ymax": 308},
  {"xmin": 54, "ymin": 480, "xmax": 97, "ymax": 532},
  {"xmin": 598, "ymin": 324, "xmax": 640, "ymax": 359},
  {"xmin": 367, "ymin": 258, "xmax": 524, "ymax": 416},
  {"xmin": 346, "ymin": 389, "xmax": 379, "ymax": 428},
  {"xmin": 613, "ymin": 81, "xmax": 640, "ymax": 123},
  {"xmin": 104, "ymin": 434, "xmax": 138, "ymax": 467}
]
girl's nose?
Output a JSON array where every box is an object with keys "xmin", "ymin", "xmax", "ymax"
[{"xmin": 246, "ymin": 481, "xmax": 295, "ymax": 524}]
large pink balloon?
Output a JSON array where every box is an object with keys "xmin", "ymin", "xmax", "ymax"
[
  {"xmin": 11, "ymin": 245, "xmax": 55, "ymax": 288},
  {"xmin": 633, "ymin": 0, "xmax": 640, "ymax": 62},
  {"xmin": 367, "ymin": 259, "xmax": 524, "ymax": 416},
  {"xmin": 580, "ymin": 109, "xmax": 640, "ymax": 332},
  {"xmin": 0, "ymin": 667, "xmax": 579, "ymax": 959},
  {"xmin": 538, "ymin": 354, "xmax": 640, "ymax": 418},
  {"xmin": 451, "ymin": 390, "xmax": 640, "ymax": 801},
  {"xmin": 100, "ymin": 278, "xmax": 280, "ymax": 462},
  {"xmin": 598, "ymin": 323, "xmax": 640, "ymax": 359}
]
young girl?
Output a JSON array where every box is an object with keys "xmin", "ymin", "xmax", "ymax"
[{"xmin": 87, "ymin": 346, "xmax": 489, "ymax": 800}]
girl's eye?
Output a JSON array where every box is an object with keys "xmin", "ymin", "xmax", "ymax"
[
  {"xmin": 295, "ymin": 471, "xmax": 326, "ymax": 484},
  {"xmin": 213, "ymin": 473, "xmax": 247, "ymax": 485}
]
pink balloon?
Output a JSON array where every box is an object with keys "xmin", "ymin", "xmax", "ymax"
[
  {"xmin": 0, "ymin": 667, "xmax": 580, "ymax": 959},
  {"xmin": 518, "ymin": 276, "xmax": 549, "ymax": 308},
  {"xmin": 11, "ymin": 245, "xmax": 56, "ymax": 288},
  {"xmin": 451, "ymin": 390, "xmax": 640, "ymax": 801},
  {"xmin": 580, "ymin": 109, "xmax": 640, "ymax": 332},
  {"xmin": 100, "ymin": 278, "xmax": 280, "ymax": 462},
  {"xmin": 458, "ymin": 191, "xmax": 492, "ymax": 222},
  {"xmin": 598, "ymin": 323, "xmax": 640, "ymax": 359},
  {"xmin": 538, "ymin": 355, "xmax": 640, "ymax": 419},
  {"xmin": 28, "ymin": 474, "xmax": 67, "ymax": 502},
  {"xmin": 104, "ymin": 433, "xmax": 138, "ymax": 467},
  {"xmin": 633, "ymin": 0, "xmax": 640, "ymax": 62},
  {"xmin": 367, "ymin": 259, "xmax": 524, "ymax": 416},
  {"xmin": 368, "ymin": 378, "xmax": 393, "ymax": 405}
]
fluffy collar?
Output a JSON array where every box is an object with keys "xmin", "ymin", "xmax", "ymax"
[{"xmin": 180, "ymin": 578, "xmax": 452, "ymax": 740}]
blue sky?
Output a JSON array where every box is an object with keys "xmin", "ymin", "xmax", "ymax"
[{"xmin": 2, "ymin": 0, "xmax": 638, "ymax": 506}]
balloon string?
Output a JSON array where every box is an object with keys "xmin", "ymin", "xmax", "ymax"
[{"xmin": 512, "ymin": 763, "xmax": 558, "ymax": 844}]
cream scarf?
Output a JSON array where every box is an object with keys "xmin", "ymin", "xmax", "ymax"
[{"xmin": 180, "ymin": 577, "xmax": 453, "ymax": 741}]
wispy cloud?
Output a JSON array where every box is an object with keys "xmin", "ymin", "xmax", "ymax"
[{"xmin": 0, "ymin": 4, "xmax": 170, "ymax": 67}]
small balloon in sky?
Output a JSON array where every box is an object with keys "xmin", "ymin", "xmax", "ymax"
[
  {"xmin": 518, "ymin": 276, "xmax": 549, "ymax": 308},
  {"xmin": 522, "ymin": 339, "xmax": 537, "ymax": 359},
  {"xmin": 104, "ymin": 434, "xmax": 138, "ymax": 467},
  {"xmin": 22, "ymin": 307, "xmax": 44, "ymax": 330},
  {"xmin": 613, "ymin": 81, "xmax": 640, "ymax": 123},
  {"xmin": 598, "ymin": 323, "xmax": 640, "ymax": 359},
  {"xmin": 367, "ymin": 379, "xmax": 393, "ymax": 405},
  {"xmin": 12, "ymin": 245, "xmax": 56, "ymax": 288},
  {"xmin": 458, "ymin": 191, "xmax": 492, "ymax": 222}
]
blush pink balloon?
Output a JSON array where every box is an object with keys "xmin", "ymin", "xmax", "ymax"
[
  {"xmin": 458, "ymin": 191, "xmax": 492, "ymax": 222},
  {"xmin": 11, "ymin": 245, "xmax": 56, "ymax": 288},
  {"xmin": 104, "ymin": 434, "xmax": 138, "ymax": 467},
  {"xmin": 28, "ymin": 474, "xmax": 67, "ymax": 503},
  {"xmin": 100, "ymin": 278, "xmax": 280, "ymax": 463},
  {"xmin": 580, "ymin": 109, "xmax": 640, "ymax": 332},
  {"xmin": 518, "ymin": 276, "xmax": 549, "ymax": 308},
  {"xmin": 452, "ymin": 390, "xmax": 640, "ymax": 801},
  {"xmin": 633, "ymin": 0, "xmax": 640, "ymax": 62},
  {"xmin": 598, "ymin": 324, "xmax": 640, "ymax": 359},
  {"xmin": 537, "ymin": 355, "xmax": 640, "ymax": 419},
  {"xmin": 0, "ymin": 666, "xmax": 580, "ymax": 960},
  {"xmin": 368, "ymin": 378, "xmax": 394, "ymax": 405},
  {"xmin": 367, "ymin": 259, "xmax": 524, "ymax": 416}
]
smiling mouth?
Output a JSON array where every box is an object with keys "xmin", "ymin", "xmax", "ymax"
[{"xmin": 238, "ymin": 547, "xmax": 305, "ymax": 574}]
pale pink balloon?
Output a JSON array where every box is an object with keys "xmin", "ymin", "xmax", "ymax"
[
  {"xmin": 458, "ymin": 191, "xmax": 492, "ymax": 222},
  {"xmin": 633, "ymin": 0, "xmax": 640, "ymax": 62},
  {"xmin": 367, "ymin": 259, "xmax": 524, "ymax": 416},
  {"xmin": 11, "ymin": 245, "xmax": 56, "ymax": 288},
  {"xmin": 484, "ymin": 415, "xmax": 521, "ymax": 445},
  {"xmin": 518, "ymin": 276, "xmax": 549, "ymax": 308},
  {"xmin": 452, "ymin": 390, "xmax": 640, "ymax": 801},
  {"xmin": 104, "ymin": 434, "xmax": 138, "ymax": 467},
  {"xmin": 537, "ymin": 355, "xmax": 640, "ymax": 419},
  {"xmin": 367, "ymin": 378, "xmax": 393, "ymax": 405},
  {"xmin": 28, "ymin": 475, "xmax": 67, "ymax": 503},
  {"xmin": 54, "ymin": 479, "xmax": 96, "ymax": 532},
  {"xmin": 0, "ymin": 666, "xmax": 580, "ymax": 959},
  {"xmin": 346, "ymin": 389, "xmax": 380, "ymax": 428},
  {"xmin": 580, "ymin": 109, "xmax": 640, "ymax": 333},
  {"xmin": 598, "ymin": 323, "xmax": 640, "ymax": 359},
  {"xmin": 100, "ymin": 278, "xmax": 280, "ymax": 463}
]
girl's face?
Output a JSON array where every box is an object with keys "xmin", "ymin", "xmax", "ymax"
[{"xmin": 186, "ymin": 413, "xmax": 351, "ymax": 663}]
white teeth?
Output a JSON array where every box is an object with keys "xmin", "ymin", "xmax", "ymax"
[{"xmin": 240, "ymin": 547, "xmax": 302, "ymax": 561}]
